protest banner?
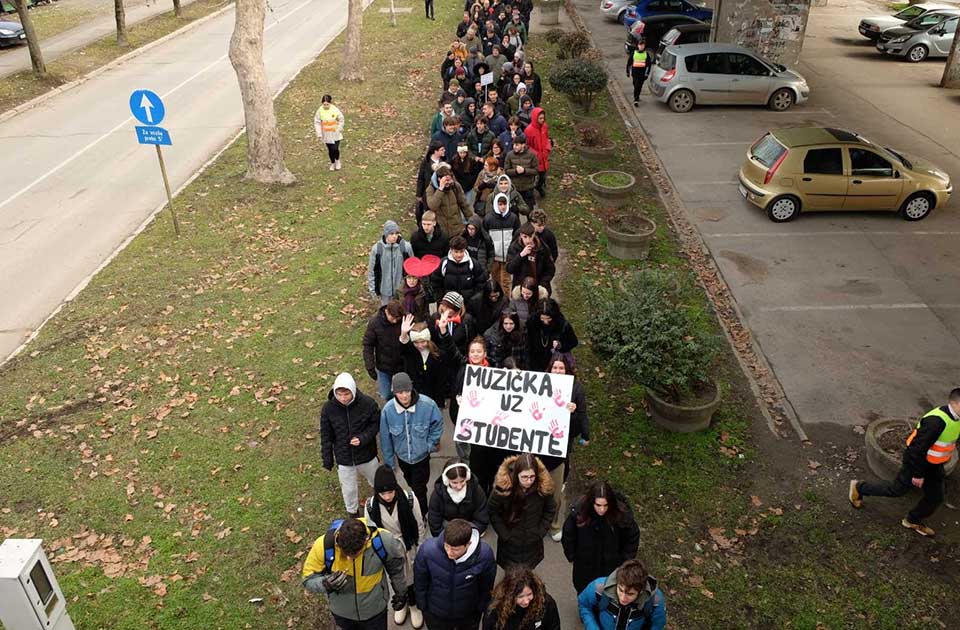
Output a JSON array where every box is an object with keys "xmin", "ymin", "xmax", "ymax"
[{"xmin": 454, "ymin": 365, "xmax": 574, "ymax": 458}]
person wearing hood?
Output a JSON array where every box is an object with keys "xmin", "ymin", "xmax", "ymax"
[
  {"xmin": 468, "ymin": 277, "xmax": 507, "ymax": 333},
  {"xmin": 526, "ymin": 298, "xmax": 578, "ymax": 372},
  {"xmin": 506, "ymin": 82, "xmax": 527, "ymax": 116},
  {"xmin": 427, "ymin": 164, "xmax": 474, "ymax": 241},
  {"xmin": 484, "ymin": 173, "xmax": 528, "ymax": 218},
  {"xmin": 414, "ymin": 519, "xmax": 497, "ymax": 630},
  {"xmin": 320, "ymin": 373, "xmax": 382, "ymax": 518},
  {"xmin": 368, "ymin": 220, "xmax": 414, "ymax": 306},
  {"xmin": 461, "ymin": 96, "xmax": 477, "ymax": 131},
  {"xmin": 472, "ymin": 155, "xmax": 503, "ymax": 215},
  {"xmin": 503, "ymin": 133, "xmax": 539, "ymax": 214},
  {"xmin": 363, "ymin": 300, "xmax": 408, "ymax": 401},
  {"xmin": 380, "ymin": 372, "xmax": 443, "ymax": 518},
  {"xmin": 416, "ymin": 141, "xmax": 447, "ymax": 223},
  {"xmin": 488, "ymin": 454, "xmax": 557, "ymax": 569},
  {"xmin": 433, "ymin": 235, "xmax": 488, "ymax": 319},
  {"xmin": 462, "ymin": 216, "xmax": 494, "ymax": 271},
  {"xmin": 516, "ymin": 97, "xmax": 534, "ymax": 129},
  {"xmin": 364, "ymin": 465, "xmax": 427, "ymax": 628},
  {"xmin": 483, "ymin": 190, "xmax": 521, "ymax": 291},
  {"xmin": 427, "ymin": 458, "xmax": 490, "ymax": 536},
  {"xmin": 399, "ymin": 314, "xmax": 450, "ymax": 407},
  {"xmin": 577, "ymin": 559, "xmax": 667, "ymax": 630},
  {"xmin": 523, "ymin": 107, "xmax": 552, "ymax": 202}
]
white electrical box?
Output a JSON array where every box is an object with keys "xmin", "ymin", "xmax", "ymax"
[{"xmin": 0, "ymin": 539, "xmax": 75, "ymax": 630}]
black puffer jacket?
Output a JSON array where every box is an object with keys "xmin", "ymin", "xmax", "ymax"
[
  {"xmin": 400, "ymin": 339, "xmax": 450, "ymax": 408},
  {"xmin": 319, "ymin": 374, "xmax": 381, "ymax": 470},
  {"xmin": 433, "ymin": 252, "xmax": 488, "ymax": 304},
  {"xmin": 362, "ymin": 306, "xmax": 404, "ymax": 376},
  {"xmin": 427, "ymin": 475, "xmax": 490, "ymax": 536},
  {"xmin": 561, "ymin": 494, "xmax": 640, "ymax": 593},
  {"xmin": 505, "ymin": 239, "xmax": 555, "ymax": 292},
  {"xmin": 488, "ymin": 455, "xmax": 557, "ymax": 569},
  {"xmin": 410, "ymin": 224, "xmax": 450, "ymax": 260}
]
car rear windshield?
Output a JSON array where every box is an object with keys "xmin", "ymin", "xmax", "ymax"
[
  {"xmin": 662, "ymin": 28, "xmax": 681, "ymax": 45},
  {"xmin": 894, "ymin": 5, "xmax": 925, "ymax": 20},
  {"xmin": 750, "ymin": 134, "xmax": 787, "ymax": 168},
  {"xmin": 658, "ymin": 50, "xmax": 676, "ymax": 70}
]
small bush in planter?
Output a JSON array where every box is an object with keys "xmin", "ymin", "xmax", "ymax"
[
  {"xmin": 544, "ymin": 27, "xmax": 566, "ymax": 44},
  {"xmin": 577, "ymin": 123, "xmax": 611, "ymax": 148},
  {"xmin": 581, "ymin": 47, "xmax": 605, "ymax": 62},
  {"xmin": 557, "ymin": 30, "xmax": 592, "ymax": 59},
  {"xmin": 548, "ymin": 58, "xmax": 609, "ymax": 113},
  {"xmin": 587, "ymin": 270, "xmax": 720, "ymax": 403}
]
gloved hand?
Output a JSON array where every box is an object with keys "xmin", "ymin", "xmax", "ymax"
[
  {"xmin": 391, "ymin": 592, "xmax": 407, "ymax": 611},
  {"xmin": 322, "ymin": 571, "xmax": 349, "ymax": 593},
  {"xmin": 367, "ymin": 368, "xmax": 378, "ymax": 381}
]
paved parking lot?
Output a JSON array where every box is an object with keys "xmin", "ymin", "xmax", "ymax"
[{"xmin": 574, "ymin": 0, "xmax": 960, "ymax": 430}]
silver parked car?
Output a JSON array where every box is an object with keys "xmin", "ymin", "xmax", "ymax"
[
  {"xmin": 858, "ymin": 3, "xmax": 955, "ymax": 40},
  {"xmin": 600, "ymin": 0, "xmax": 635, "ymax": 22},
  {"xmin": 877, "ymin": 14, "xmax": 958, "ymax": 61},
  {"xmin": 648, "ymin": 43, "xmax": 810, "ymax": 113}
]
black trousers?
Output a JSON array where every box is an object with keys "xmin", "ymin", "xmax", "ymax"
[
  {"xmin": 632, "ymin": 73, "xmax": 647, "ymax": 102},
  {"xmin": 424, "ymin": 611, "xmax": 480, "ymax": 630},
  {"xmin": 398, "ymin": 457, "xmax": 431, "ymax": 517},
  {"xmin": 518, "ymin": 188, "xmax": 536, "ymax": 212},
  {"xmin": 858, "ymin": 464, "xmax": 945, "ymax": 523},
  {"xmin": 425, "ymin": 0, "xmax": 434, "ymax": 18},
  {"xmin": 326, "ymin": 141, "xmax": 340, "ymax": 163},
  {"xmin": 535, "ymin": 171, "xmax": 547, "ymax": 197},
  {"xmin": 333, "ymin": 609, "xmax": 387, "ymax": 630}
]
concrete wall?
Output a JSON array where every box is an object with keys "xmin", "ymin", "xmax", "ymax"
[{"xmin": 711, "ymin": 0, "xmax": 811, "ymax": 66}]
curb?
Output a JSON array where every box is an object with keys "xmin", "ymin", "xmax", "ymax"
[
  {"xmin": 0, "ymin": 1, "xmax": 235, "ymax": 125},
  {"xmin": 562, "ymin": 0, "xmax": 808, "ymax": 443}
]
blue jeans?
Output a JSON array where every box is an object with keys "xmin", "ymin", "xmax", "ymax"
[{"xmin": 376, "ymin": 370, "xmax": 393, "ymax": 401}]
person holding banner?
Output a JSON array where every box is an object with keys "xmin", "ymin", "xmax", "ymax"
[
  {"xmin": 438, "ymin": 321, "xmax": 490, "ymax": 460},
  {"xmin": 488, "ymin": 453, "xmax": 557, "ymax": 569},
  {"xmin": 526, "ymin": 298, "xmax": 577, "ymax": 372}
]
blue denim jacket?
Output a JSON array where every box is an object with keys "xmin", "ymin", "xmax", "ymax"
[{"xmin": 380, "ymin": 392, "xmax": 444, "ymax": 466}]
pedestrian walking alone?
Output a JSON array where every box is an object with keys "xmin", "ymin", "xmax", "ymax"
[
  {"xmin": 314, "ymin": 94, "xmax": 345, "ymax": 170},
  {"xmin": 626, "ymin": 38, "xmax": 649, "ymax": 107},
  {"xmin": 481, "ymin": 567, "xmax": 561, "ymax": 630},
  {"xmin": 425, "ymin": 0, "xmax": 435, "ymax": 20},
  {"xmin": 488, "ymin": 453, "xmax": 557, "ymax": 569},
  {"xmin": 320, "ymin": 372, "xmax": 382, "ymax": 518},
  {"xmin": 850, "ymin": 388, "xmax": 960, "ymax": 536}
]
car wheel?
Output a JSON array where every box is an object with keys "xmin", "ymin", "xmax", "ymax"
[
  {"xmin": 617, "ymin": 10, "xmax": 625, "ymax": 23},
  {"xmin": 906, "ymin": 44, "xmax": 928, "ymax": 62},
  {"xmin": 668, "ymin": 89, "xmax": 695, "ymax": 113},
  {"xmin": 899, "ymin": 192, "xmax": 934, "ymax": 221},
  {"xmin": 766, "ymin": 195, "xmax": 801, "ymax": 222},
  {"xmin": 768, "ymin": 88, "xmax": 795, "ymax": 112}
]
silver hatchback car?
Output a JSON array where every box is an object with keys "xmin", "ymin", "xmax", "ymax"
[
  {"xmin": 648, "ymin": 43, "xmax": 810, "ymax": 112},
  {"xmin": 876, "ymin": 14, "xmax": 958, "ymax": 62}
]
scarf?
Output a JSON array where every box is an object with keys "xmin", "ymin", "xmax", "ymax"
[
  {"xmin": 447, "ymin": 484, "xmax": 468, "ymax": 504},
  {"xmin": 368, "ymin": 492, "xmax": 420, "ymax": 550},
  {"xmin": 403, "ymin": 283, "xmax": 420, "ymax": 316}
]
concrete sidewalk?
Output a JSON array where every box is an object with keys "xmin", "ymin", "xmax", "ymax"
[{"xmin": 0, "ymin": 0, "xmax": 198, "ymax": 79}]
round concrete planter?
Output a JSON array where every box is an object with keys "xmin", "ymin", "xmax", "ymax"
[
  {"xmin": 588, "ymin": 170, "xmax": 636, "ymax": 208},
  {"xmin": 645, "ymin": 380, "xmax": 721, "ymax": 433},
  {"xmin": 606, "ymin": 214, "xmax": 656, "ymax": 260},
  {"xmin": 865, "ymin": 418, "xmax": 958, "ymax": 480},
  {"xmin": 539, "ymin": 0, "xmax": 560, "ymax": 25},
  {"xmin": 576, "ymin": 143, "xmax": 616, "ymax": 162}
]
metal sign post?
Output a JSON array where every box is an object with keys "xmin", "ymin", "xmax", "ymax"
[{"xmin": 129, "ymin": 89, "xmax": 180, "ymax": 237}]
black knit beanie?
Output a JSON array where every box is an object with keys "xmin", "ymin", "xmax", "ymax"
[{"xmin": 374, "ymin": 465, "xmax": 398, "ymax": 494}]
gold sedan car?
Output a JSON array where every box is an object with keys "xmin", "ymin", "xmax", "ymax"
[{"xmin": 737, "ymin": 127, "xmax": 952, "ymax": 222}]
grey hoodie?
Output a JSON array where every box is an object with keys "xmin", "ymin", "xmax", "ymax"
[{"xmin": 368, "ymin": 220, "xmax": 413, "ymax": 298}]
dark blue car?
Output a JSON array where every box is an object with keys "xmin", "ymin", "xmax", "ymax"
[{"xmin": 623, "ymin": 0, "xmax": 712, "ymax": 31}]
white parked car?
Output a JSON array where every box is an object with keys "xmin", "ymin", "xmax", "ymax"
[
  {"xmin": 858, "ymin": 3, "xmax": 955, "ymax": 40},
  {"xmin": 599, "ymin": 0, "xmax": 636, "ymax": 22}
]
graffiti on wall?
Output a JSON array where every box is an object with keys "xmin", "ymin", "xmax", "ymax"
[{"xmin": 720, "ymin": 0, "xmax": 810, "ymax": 64}]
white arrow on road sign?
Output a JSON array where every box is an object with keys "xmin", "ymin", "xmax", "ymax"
[{"xmin": 139, "ymin": 93, "xmax": 156, "ymax": 124}]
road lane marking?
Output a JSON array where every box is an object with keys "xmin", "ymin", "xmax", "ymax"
[
  {"xmin": 0, "ymin": 0, "xmax": 316, "ymax": 214},
  {"xmin": 707, "ymin": 231, "xmax": 960, "ymax": 238},
  {"xmin": 761, "ymin": 303, "xmax": 960, "ymax": 312}
]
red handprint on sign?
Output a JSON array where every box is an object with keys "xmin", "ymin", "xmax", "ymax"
[
  {"xmin": 467, "ymin": 390, "xmax": 483, "ymax": 408},
  {"xmin": 491, "ymin": 411, "xmax": 508, "ymax": 426},
  {"xmin": 553, "ymin": 390, "xmax": 566, "ymax": 407},
  {"xmin": 548, "ymin": 419, "xmax": 565, "ymax": 439},
  {"xmin": 456, "ymin": 418, "xmax": 473, "ymax": 440},
  {"xmin": 530, "ymin": 402, "xmax": 544, "ymax": 421}
]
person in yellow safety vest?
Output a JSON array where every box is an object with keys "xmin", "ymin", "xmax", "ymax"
[
  {"xmin": 314, "ymin": 94, "xmax": 345, "ymax": 172},
  {"xmin": 302, "ymin": 517, "xmax": 408, "ymax": 630},
  {"xmin": 849, "ymin": 388, "xmax": 960, "ymax": 537},
  {"xmin": 625, "ymin": 37, "xmax": 649, "ymax": 107}
]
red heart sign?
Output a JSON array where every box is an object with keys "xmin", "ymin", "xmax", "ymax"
[{"xmin": 404, "ymin": 255, "xmax": 441, "ymax": 278}]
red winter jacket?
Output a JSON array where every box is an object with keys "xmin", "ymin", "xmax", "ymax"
[{"xmin": 524, "ymin": 107, "xmax": 551, "ymax": 172}]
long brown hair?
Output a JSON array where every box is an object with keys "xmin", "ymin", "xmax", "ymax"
[
  {"xmin": 488, "ymin": 567, "xmax": 546, "ymax": 630},
  {"xmin": 575, "ymin": 481, "xmax": 624, "ymax": 527},
  {"xmin": 506, "ymin": 453, "xmax": 540, "ymax": 523},
  {"xmin": 411, "ymin": 322, "xmax": 440, "ymax": 359}
]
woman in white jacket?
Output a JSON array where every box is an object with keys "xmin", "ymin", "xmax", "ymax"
[{"xmin": 314, "ymin": 94, "xmax": 345, "ymax": 171}]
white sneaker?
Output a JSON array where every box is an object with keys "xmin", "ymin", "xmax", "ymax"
[
  {"xmin": 329, "ymin": 163, "xmax": 336, "ymax": 171},
  {"xmin": 394, "ymin": 604, "xmax": 408, "ymax": 625},
  {"xmin": 335, "ymin": 159, "xmax": 342, "ymax": 170},
  {"xmin": 410, "ymin": 605, "xmax": 423, "ymax": 629},
  {"xmin": 551, "ymin": 531, "xmax": 562, "ymax": 542}
]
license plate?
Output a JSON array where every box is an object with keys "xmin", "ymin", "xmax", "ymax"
[
  {"xmin": 19, "ymin": 33, "xmax": 26, "ymax": 39},
  {"xmin": 739, "ymin": 185, "xmax": 748, "ymax": 199}
]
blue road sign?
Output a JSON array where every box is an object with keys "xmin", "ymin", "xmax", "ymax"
[
  {"xmin": 129, "ymin": 90, "xmax": 165, "ymax": 126},
  {"xmin": 135, "ymin": 126, "xmax": 172, "ymax": 146}
]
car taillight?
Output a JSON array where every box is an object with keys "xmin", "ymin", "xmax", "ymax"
[
  {"xmin": 764, "ymin": 149, "xmax": 788, "ymax": 185},
  {"xmin": 603, "ymin": 1, "xmax": 613, "ymax": 6},
  {"xmin": 660, "ymin": 69, "xmax": 676, "ymax": 82}
]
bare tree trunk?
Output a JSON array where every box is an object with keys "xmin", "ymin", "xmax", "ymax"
[
  {"xmin": 942, "ymin": 27, "xmax": 960, "ymax": 88},
  {"xmin": 228, "ymin": 0, "xmax": 296, "ymax": 185},
  {"xmin": 173, "ymin": 0, "xmax": 183, "ymax": 17},
  {"xmin": 115, "ymin": 0, "xmax": 129, "ymax": 46},
  {"xmin": 14, "ymin": 0, "xmax": 45, "ymax": 76},
  {"xmin": 340, "ymin": 0, "xmax": 364, "ymax": 81}
]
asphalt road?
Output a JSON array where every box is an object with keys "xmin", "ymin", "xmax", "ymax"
[
  {"xmin": 575, "ymin": 0, "xmax": 960, "ymax": 430},
  {"xmin": 0, "ymin": 0, "xmax": 199, "ymax": 79},
  {"xmin": 0, "ymin": 0, "xmax": 353, "ymax": 363}
]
